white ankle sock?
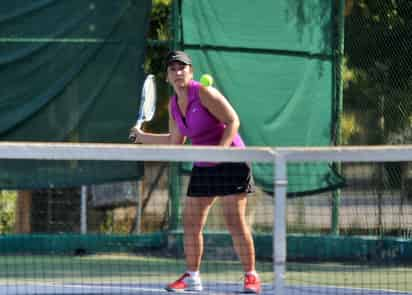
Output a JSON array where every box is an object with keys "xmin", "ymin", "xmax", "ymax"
[
  {"xmin": 187, "ymin": 271, "xmax": 200, "ymax": 278},
  {"xmin": 246, "ymin": 271, "xmax": 258, "ymax": 277}
]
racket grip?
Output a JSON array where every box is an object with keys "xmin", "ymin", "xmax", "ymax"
[
  {"xmin": 129, "ymin": 134, "xmax": 136, "ymax": 142},
  {"xmin": 129, "ymin": 121, "xmax": 143, "ymax": 142},
  {"xmin": 128, "ymin": 133, "xmax": 136, "ymax": 142}
]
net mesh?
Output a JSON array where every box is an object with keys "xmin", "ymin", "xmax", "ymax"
[
  {"xmin": 1, "ymin": 143, "xmax": 412, "ymax": 294},
  {"xmin": 0, "ymin": 143, "xmax": 274, "ymax": 295},
  {"xmin": 287, "ymin": 160, "xmax": 412, "ymax": 293}
]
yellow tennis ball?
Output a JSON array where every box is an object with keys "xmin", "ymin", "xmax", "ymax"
[{"xmin": 200, "ymin": 74, "xmax": 214, "ymax": 87}]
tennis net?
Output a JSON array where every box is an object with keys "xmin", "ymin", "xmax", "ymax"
[{"xmin": 1, "ymin": 142, "xmax": 412, "ymax": 295}]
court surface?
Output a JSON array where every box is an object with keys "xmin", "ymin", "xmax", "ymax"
[{"xmin": 1, "ymin": 283, "xmax": 411, "ymax": 295}]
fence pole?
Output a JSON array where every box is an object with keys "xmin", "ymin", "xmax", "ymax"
[{"xmin": 331, "ymin": 0, "xmax": 346, "ymax": 235}]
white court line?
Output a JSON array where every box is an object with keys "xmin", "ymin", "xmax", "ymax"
[
  {"xmin": 39, "ymin": 283, "xmax": 165, "ymax": 292},
  {"xmin": 6, "ymin": 282, "xmax": 237, "ymax": 294},
  {"xmin": 39, "ymin": 282, "xmax": 202, "ymax": 293},
  {"xmin": 289, "ymin": 283, "xmax": 412, "ymax": 294}
]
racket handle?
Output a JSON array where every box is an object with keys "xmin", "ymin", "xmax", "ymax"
[
  {"xmin": 129, "ymin": 120, "xmax": 143, "ymax": 142},
  {"xmin": 128, "ymin": 133, "xmax": 137, "ymax": 142}
]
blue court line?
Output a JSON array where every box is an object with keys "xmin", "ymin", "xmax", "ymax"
[{"xmin": 0, "ymin": 283, "xmax": 411, "ymax": 295}]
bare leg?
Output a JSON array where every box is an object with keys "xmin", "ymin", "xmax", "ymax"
[
  {"xmin": 221, "ymin": 193, "xmax": 255, "ymax": 272},
  {"xmin": 183, "ymin": 196, "xmax": 216, "ymax": 271}
]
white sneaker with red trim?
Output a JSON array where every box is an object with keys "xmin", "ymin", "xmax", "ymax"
[
  {"xmin": 243, "ymin": 273, "xmax": 261, "ymax": 294},
  {"xmin": 165, "ymin": 272, "xmax": 203, "ymax": 292}
]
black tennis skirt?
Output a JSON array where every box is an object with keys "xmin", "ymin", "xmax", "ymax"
[{"xmin": 187, "ymin": 162, "xmax": 255, "ymax": 197}]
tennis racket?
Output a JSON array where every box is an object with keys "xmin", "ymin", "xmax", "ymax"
[{"xmin": 129, "ymin": 74, "xmax": 157, "ymax": 141}]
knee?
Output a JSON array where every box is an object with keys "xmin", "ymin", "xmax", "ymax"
[
  {"xmin": 224, "ymin": 217, "xmax": 249, "ymax": 235},
  {"xmin": 183, "ymin": 218, "xmax": 203, "ymax": 236}
]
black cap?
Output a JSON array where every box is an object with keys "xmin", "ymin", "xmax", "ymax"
[{"xmin": 166, "ymin": 51, "xmax": 192, "ymax": 66}]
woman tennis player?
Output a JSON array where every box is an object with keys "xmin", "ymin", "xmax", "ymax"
[{"xmin": 129, "ymin": 50, "xmax": 261, "ymax": 294}]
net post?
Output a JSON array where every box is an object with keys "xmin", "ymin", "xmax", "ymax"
[
  {"xmin": 273, "ymin": 152, "xmax": 287, "ymax": 295},
  {"xmin": 80, "ymin": 186, "xmax": 87, "ymax": 234}
]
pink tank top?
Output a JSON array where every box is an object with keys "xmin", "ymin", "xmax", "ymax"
[{"xmin": 171, "ymin": 80, "xmax": 245, "ymax": 166}]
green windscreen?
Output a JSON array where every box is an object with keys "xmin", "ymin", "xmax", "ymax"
[
  {"xmin": 182, "ymin": 0, "xmax": 344, "ymax": 195},
  {"xmin": 0, "ymin": 0, "xmax": 152, "ymax": 188}
]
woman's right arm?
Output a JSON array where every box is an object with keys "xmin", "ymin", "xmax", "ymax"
[{"xmin": 129, "ymin": 100, "xmax": 185, "ymax": 145}]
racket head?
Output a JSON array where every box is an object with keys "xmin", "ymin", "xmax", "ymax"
[
  {"xmin": 130, "ymin": 74, "xmax": 157, "ymax": 141},
  {"xmin": 137, "ymin": 74, "xmax": 157, "ymax": 125}
]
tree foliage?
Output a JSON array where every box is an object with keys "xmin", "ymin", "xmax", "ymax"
[
  {"xmin": 144, "ymin": 0, "xmax": 172, "ymax": 132},
  {"xmin": 344, "ymin": 0, "xmax": 412, "ymax": 144},
  {"xmin": 0, "ymin": 191, "xmax": 16, "ymax": 233}
]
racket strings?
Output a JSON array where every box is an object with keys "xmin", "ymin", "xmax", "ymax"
[{"xmin": 140, "ymin": 75, "xmax": 156, "ymax": 122}]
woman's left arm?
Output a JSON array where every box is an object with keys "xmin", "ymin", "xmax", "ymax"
[{"xmin": 199, "ymin": 86, "xmax": 240, "ymax": 147}]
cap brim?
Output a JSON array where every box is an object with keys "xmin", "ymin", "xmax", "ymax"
[{"xmin": 167, "ymin": 59, "xmax": 191, "ymax": 65}]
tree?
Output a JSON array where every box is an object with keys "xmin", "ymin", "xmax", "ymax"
[
  {"xmin": 344, "ymin": 0, "xmax": 412, "ymax": 144},
  {"xmin": 144, "ymin": 0, "xmax": 173, "ymax": 133}
]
